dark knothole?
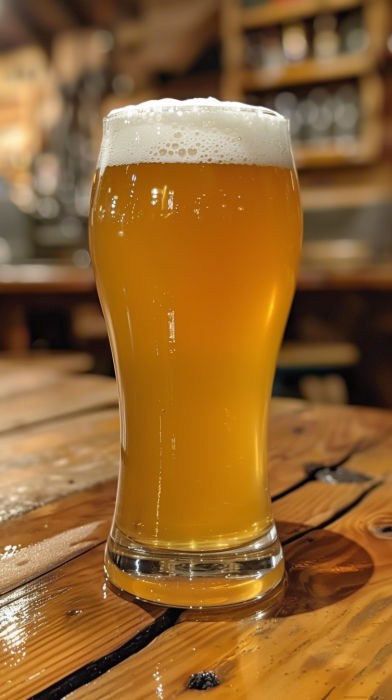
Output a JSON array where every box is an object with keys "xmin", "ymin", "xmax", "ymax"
[{"xmin": 187, "ymin": 671, "xmax": 220, "ymax": 690}]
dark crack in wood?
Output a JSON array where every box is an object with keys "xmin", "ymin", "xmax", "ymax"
[{"xmin": 29, "ymin": 607, "xmax": 182, "ymax": 700}]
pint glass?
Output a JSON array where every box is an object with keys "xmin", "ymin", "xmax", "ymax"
[{"xmin": 90, "ymin": 98, "xmax": 302, "ymax": 607}]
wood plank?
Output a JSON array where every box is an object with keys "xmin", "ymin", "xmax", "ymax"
[
  {"xmin": 0, "ymin": 481, "xmax": 116, "ymax": 595},
  {"xmin": 0, "ymin": 351, "xmax": 94, "ymax": 376},
  {"xmin": 300, "ymin": 181, "xmax": 392, "ymax": 210},
  {"xmin": 241, "ymin": 0, "xmax": 364, "ymax": 28},
  {"xmin": 0, "ymin": 351, "xmax": 93, "ymax": 399},
  {"xmin": 242, "ymin": 51, "xmax": 374, "ymax": 90},
  {"xmin": 342, "ymin": 436, "xmax": 392, "ymax": 481},
  {"xmin": 0, "ymin": 374, "xmax": 117, "ymax": 434},
  {"xmin": 0, "ymin": 397, "xmax": 390, "ymax": 524},
  {"xmin": 67, "ymin": 482, "xmax": 392, "ymax": 700},
  {"xmin": 0, "ymin": 367, "xmax": 65, "ymax": 400},
  {"xmin": 0, "ymin": 545, "xmax": 165, "ymax": 700},
  {"xmin": 269, "ymin": 397, "xmax": 304, "ymax": 417},
  {"xmin": 294, "ymin": 134, "xmax": 382, "ymax": 169},
  {"xmin": 268, "ymin": 401, "xmax": 392, "ymax": 495},
  {"xmin": 273, "ymin": 479, "xmax": 376, "ymax": 541},
  {"xmin": 271, "ymin": 400, "xmax": 391, "ymax": 542},
  {"xmin": 0, "ymin": 408, "xmax": 119, "ymax": 522}
]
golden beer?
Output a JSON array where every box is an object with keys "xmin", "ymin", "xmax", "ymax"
[{"xmin": 90, "ymin": 99, "xmax": 302, "ymax": 607}]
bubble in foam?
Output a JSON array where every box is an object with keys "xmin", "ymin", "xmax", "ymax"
[{"xmin": 98, "ymin": 97, "xmax": 292, "ymax": 171}]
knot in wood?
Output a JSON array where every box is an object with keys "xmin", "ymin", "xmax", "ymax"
[
  {"xmin": 187, "ymin": 671, "xmax": 220, "ymax": 690},
  {"xmin": 369, "ymin": 523, "xmax": 392, "ymax": 539},
  {"xmin": 310, "ymin": 466, "xmax": 371, "ymax": 484}
]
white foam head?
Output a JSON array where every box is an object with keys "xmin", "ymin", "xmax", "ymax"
[{"xmin": 98, "ymin": 97, "xmax": 292, "ymax": 171}]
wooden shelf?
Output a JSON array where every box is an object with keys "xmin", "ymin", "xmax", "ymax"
[
  {"xmin": 299, "ymin": 161, "xmax": 392, "ymax": 204},
  {"xmin": 242, "ymin": 0, "xmax": 364, "ymax": 29},
  {"xmin": 243, "ymin": 51, "xmax": 374, "ymax": 90},
  {"xmin": 300, "ymin": 181, "xmax": 392, "ymax": 208},
  {"xmin": 221, "ymin": 0, "xmax": 389, "ymax": 176},
  {"xmin": 294, "ymin": 135, "xmax": 381, "ymax": 168},
  {"xmin": 297, "ymin": 261, "xmax": 392, "ymax": 290}
]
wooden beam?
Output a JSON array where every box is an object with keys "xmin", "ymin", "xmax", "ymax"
[
  {"xmin": 0, "ymin": 7, "xmax": 37, "ymax": 50},
  {"xmin": 13, "ymin": 0, "xmax": 77, "ymax": 42},
  {"xmin": 59, "ymin": 0, "xmax": 92, "ymax": 26},
  {"xmin": 12, "ymin": 0, "xmax": 53, "ymax": 50},
  {"xmin": 116, "ymin": 0, "xmax": 142, "ymax": 18}
]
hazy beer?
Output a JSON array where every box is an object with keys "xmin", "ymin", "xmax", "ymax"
[{"xmin": 90, "ymin": 99, "xmax": 302, "ymax": 607}]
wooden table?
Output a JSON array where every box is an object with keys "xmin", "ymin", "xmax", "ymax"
[
  {"xmin": 298, "ymin": 261, "xmax": 392, "ymax": 291},
  {"xmin": 0, "ymin": 264, "xmax": 96, "ymax": 351},
  {"xmin": 1, "ymin": 375, "xmax": 392, "ymax": 699}
]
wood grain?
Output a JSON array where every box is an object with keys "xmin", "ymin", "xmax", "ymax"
[
  {"xmin": 0, "ymin": 417, "xmax": 381, "ymax": 601},
  {"xmin": 0, "ymin": 374, "xmax": 117, "ymax": 434},
  {"xmin": 273, "ymin": 479, "xmax": 377, "ymax": 542},
  {"xmin": 1, "ymin": 397, "xmax": 392, "ymax": 699},
  {"xmin": 0, "ymin": 351, "xmax": 94, "ymax": 376},
  {"xmin": 0, "ymin": 396, "xmax": 388, "ymax": 528},
  {"xmin": 0, "ymin": 481, "xmax": 116, "ymax": 595},
  {"xmin": 0, "ymin": 408, "xmax": 119, "ymax": 522},
  {"xmin": 268, "ymin": 401, "xmax": 392, "ymax": 495},
  {"xmin": 67, "ymin": 483, "xmax": 392, "ymax": 700},
  {"xmin": 0, "ymin": 367, "xmax": 64, "ymax": 400},
  {"xmin": 0, "ymin": 545, "xmax": 164, "ymax": 700}
]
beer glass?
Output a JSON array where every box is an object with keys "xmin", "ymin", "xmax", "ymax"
[{"xmin": 90, "ymin": 98, "xmax": 302, "ymax": 608}]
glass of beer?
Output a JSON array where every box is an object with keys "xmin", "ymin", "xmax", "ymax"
[{"xmin": 90, "ymin": 98, "xmax": 302, "ymax": 608}]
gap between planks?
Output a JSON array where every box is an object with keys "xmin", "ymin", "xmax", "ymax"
[{"xmin": 0, "ymin": 375, "xmax": 117, "ymax": 436}]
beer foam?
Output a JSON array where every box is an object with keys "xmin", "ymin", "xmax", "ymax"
[{"xmin": 98, "ymin": 98, "xmax": 292, "ymax": 170}]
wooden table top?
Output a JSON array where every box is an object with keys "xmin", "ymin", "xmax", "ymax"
[{"xmin": 1, "ymin": 372, "xmax": 392, "ymax": 699}]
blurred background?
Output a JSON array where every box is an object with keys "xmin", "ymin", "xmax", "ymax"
[{"xmin": 0, "ymin": 0, "xmax": 391, "ymax": 406}]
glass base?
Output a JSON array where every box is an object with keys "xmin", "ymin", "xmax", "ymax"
[{"xmin": 104, "ymin": 523, "xmax": 284, "ymax": 608}]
